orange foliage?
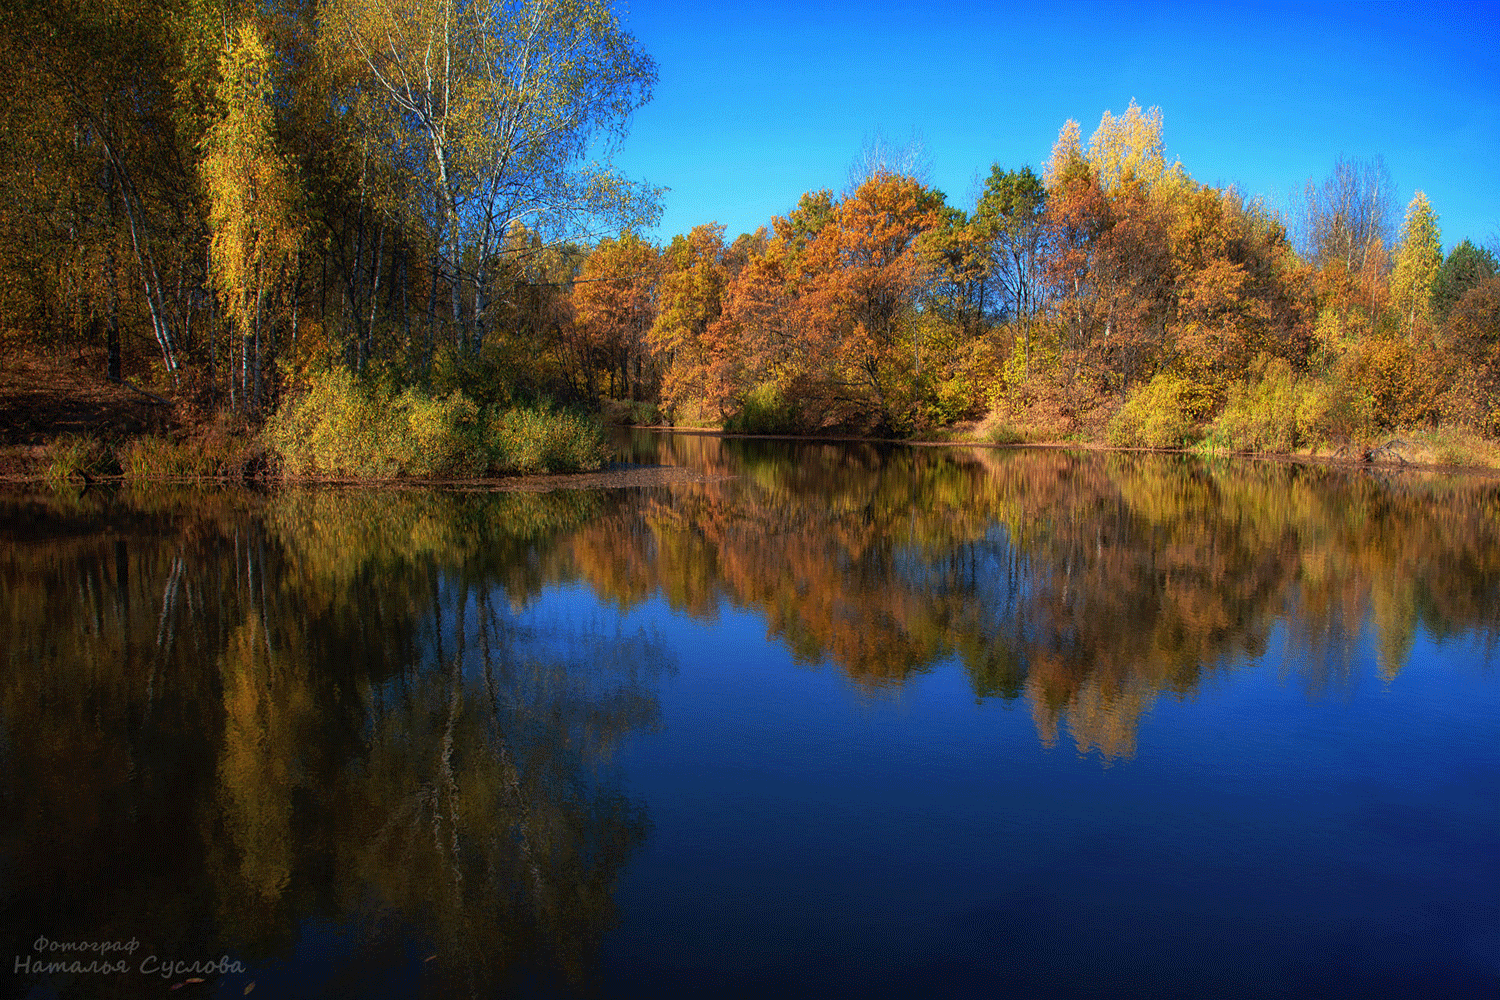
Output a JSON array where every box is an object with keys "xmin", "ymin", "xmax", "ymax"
[{"xmin": 567, "ymin": 234, "xmax": 659, "ymax": 402}]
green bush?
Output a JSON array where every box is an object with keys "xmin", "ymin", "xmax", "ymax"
[
  {"xmin": 263, "ymin": 368, "xmax": 606, "ymax": 478},
  {"xmin": 724, "ymin": 383, "xmax": 801, "ymax": 435},
  {"xmin": 486, "ymin": 406, "xmax": 606, "ymax": 474},
  {"xmin": 1107, "ymin": 372, "xmax": 1205, "ymax": 449}
]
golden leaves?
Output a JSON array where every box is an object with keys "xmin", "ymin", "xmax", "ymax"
[
  {"xmin": 202, "ymin": 21, "xmax": 303, "ymax": 333},
  {"xmin": 1388, "ymin": 191, "xmax": 1443, "ymax": 335}
]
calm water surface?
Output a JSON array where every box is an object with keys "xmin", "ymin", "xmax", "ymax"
[{"xmin": 3, "ymin": 433, "xmax": 1497, "ymax": 998}]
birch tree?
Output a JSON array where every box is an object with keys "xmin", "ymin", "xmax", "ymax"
[
  {"xmin": 319, "ymin": 0, "xmax": 659, "ymax": 357},
  {"xmin": 203, "ymin": 21, "xmax": 304, "ymax": 410},
  {"xmin": 1298, "ymin": 155, "xmax": 1396, "ymax": 276},
  {"xmin": 1388, "ymin": 191, "xmax": 1441, "ymax": 337}
]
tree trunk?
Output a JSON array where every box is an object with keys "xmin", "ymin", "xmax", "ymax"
[
  {"xmin": 290, "ymin": 249, "xmax": 301, "ymax": 352},
  {"xmin": 105, "ymin": 248, "xmax": 121, "ymax": 383},
  {"xmin": 367, "ymin": 222, "xmax": 385, "ymax": 367},
  {"xmin": 427, "ymin": 253, "xmax": 440, "ymax": 378},
  {"xmin": 400, "ymin": 248, "xmax": 411, "ymax": 361},
  {"xmin": 451, "ymin": 251, "xmax": 464, "ymax": 354}
]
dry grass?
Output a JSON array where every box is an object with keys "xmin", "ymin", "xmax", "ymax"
[{"xmin": 1384, "ymin": 427, "xmax": 1500, "ymax": 470}]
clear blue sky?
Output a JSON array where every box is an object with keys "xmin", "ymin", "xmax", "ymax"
[{"xmin": 606, "ymin": 1, "xmax": 1500, "ymax": 254}]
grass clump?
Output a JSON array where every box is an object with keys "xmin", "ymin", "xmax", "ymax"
[
  {"xmin": 43, "ymin": 434, "xmax": 115, "ymax": 484},
  {"xmin": 1400, "ymin": 426, "xmax": 1500, "ymax": 468},
  {"xmin": 121, "ymin": 435, "xmax": 222, "ymax": 478},
  {"xmin": 264, "ymin": 368, "xmax": 606, "ymax": 478}
]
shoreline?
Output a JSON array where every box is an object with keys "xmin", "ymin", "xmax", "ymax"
[
  {"xmin": 620, "ymin": 424, "xmax": 1500, "ymax": 479},
  {"xmin": 7, "ymin": 426, "xmax": 1497, "ymax": 486}
]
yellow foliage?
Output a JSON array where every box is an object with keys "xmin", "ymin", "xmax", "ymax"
[
  {"xmin": 1336, "ymin": 334, "xmax": 1449, "ymax": 432},
  {"xmin": 263, "ymin": 367, "xmax": 606, "ymax": 477},
  {"xmin": 1107, "ymin": 371, "xmax": 1207, "ymax": 448},
  {"xmin": 202, "ymin": 21, "xmax": 302, "ymax": 336},
  {"xmin": 1211, "ymin": 355, "xmax": 1309, "ymax": 452},
  {"xmin": 1086, "ymin": 99, "xmax": 1182, "ymax": 194},
  {"xmin": 1388, "ymin": 191, "xmax": 1442, "ymax": 336},
  {"xmin": 1044, "ymin": 118, "xmax": 1086, "ymax": 189}
]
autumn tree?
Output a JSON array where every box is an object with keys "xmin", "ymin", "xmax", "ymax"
[
  {"xmin": 1042, "ymin": 121, "xmax": 1108, "ymax": 351},
  {"xmin": 695, "ymin": 230, "xmax": 790, "ymax": 418},
  {"xmin": 568, "ymin": 233, "xmax": 658, "ymax": 402},
  {"xmin": 1, "ymin": 0, "xmax": 224, "ymax": 381},
  {"xmin": 795, "ymin": 174, "xmax": 946, "ymax": 431},
  {"xmin": 649, "ymin": 224, "xmax": 730, "ymax": 417},
  {"xmin": 1085, "ymin": 99, "xmax": 1182, "ymax": 194},
  {"xmin": 1297, "ymin": 155, "xmax": 1396, "ymax": 276},
  {"xmin": 923, "ymin": 205, "xmax": 989, "ymax": 341},
  {"xmin": 318, "ymin": 0, "xmax": 660, "ymax": 361},
  {"xmin": 203, "ymin": 20, "xmax": 304, "ymax": 412},
  {"xmin": 702, "ymin": 195, "xmax": 839, "ymax": 419},
  {"xmin": 845, "ymin": 129, "xmax": 931, "ymax": 193},
  {"xmin": 1028, "ymin": 106, "xmax": 1317, "ymax": 437},
  {"xmin": 976, "ymin": 165, "xmax": 1047, "ymax": 372},
  {"xmin": 1442, "ymin": 276, "xmax": 1500, "ymax": 433},
  {"xmin": 1388, "ymin": 191, "xmax": 1442, "ymax": 337},
  {"xmin": 1168, "ymin": 188, "xmax": 1311, "ymax": 378}
]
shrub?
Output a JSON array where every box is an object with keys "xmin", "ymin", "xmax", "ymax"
[
  {"xmin": 1107, "ymin": 372, "xmax": 1206, "ymax": 449},
  {"xmin": 486, "ymin": 405, "xmax": 606, "ymax": 474},
  {"xmin": 1211, "ymin": 356, "xmax": 1304, "ymax": 453},
  {"xmin": 1292, "ymin": 379, "xmax": 1335, "ymax": 446},
  {"xmin": 398, "ymin": 388, "xmax": 488, "ymax": 477},
  {"xmin": 264, "ymin": 367, "xmax": 400, "ymax": 477},
  {"xmin": 724, "ymin": 383, "xmax": 801, "ymax": 435},
  {"xmin": 1336, "ymin": 335, "xmax": 1449, "ymax": 432},
  {"xmin": 972, "ymin": 407, "xmax": 1025, "ymax": 445},
  {"xmin": 263, "ymin": 368, "xmax": 607, "ymax": 478}
]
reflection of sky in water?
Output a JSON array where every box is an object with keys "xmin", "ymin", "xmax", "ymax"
[{"xmin": 519, "ymin": 582, "xmax": 1500, "ymax": 997}]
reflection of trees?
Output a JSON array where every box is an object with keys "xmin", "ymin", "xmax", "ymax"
[
  {"xmin": 3, "ymin": 448, "xmax": 1497, "ymax": 996},
  {"xmin": 588, "ymin": 434, "xmax": 1500, "ymax": 759},
  {"xmin": 0, "ymin": 486, "xmax": 667, "ymax": 996}
]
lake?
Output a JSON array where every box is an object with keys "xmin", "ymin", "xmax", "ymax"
[{"xmin": 3, "ymin": 431, "xmax": 1497, "ymax": 998}]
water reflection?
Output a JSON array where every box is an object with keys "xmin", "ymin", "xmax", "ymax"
[
  {"xmin": 3, "ymin": 441, "xmax": 1498, "ymax": 994},
  {"xmin": 1, "ymin": 487, "xmax": 668, "ymax": 996},
  {"xmin": 599, "ymin": 433, "xmax": 1500, "ymax": 757}
]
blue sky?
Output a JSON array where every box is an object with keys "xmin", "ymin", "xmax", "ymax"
[{"xmin": 606, "ymin": 1, "xmax": 1500, "ymax": 253}]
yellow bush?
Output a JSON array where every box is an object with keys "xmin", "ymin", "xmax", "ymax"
[
  {"xmin": 1212, "ymin": 356, "xmax": 1304, "ymax": 453},
  {"xmin": 263, "ymin": 368, "xmax": 606, "ymax": 478},
  {"xmin": 1107, "ymin": 372, "xmax": 1205, "ymax": 448}
]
